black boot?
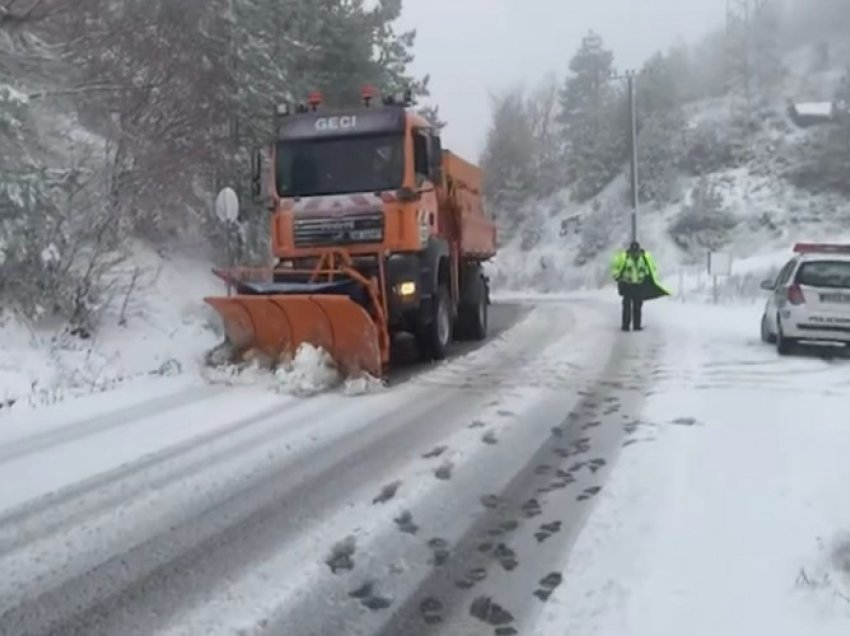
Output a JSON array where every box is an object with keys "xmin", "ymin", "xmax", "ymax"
[
  {"xmin": 633, "ymin": 300, "xmax": 643, "ymax": 331},
  {"xmin": 621, "ymin": 297, "xmax": 632, "ymax": 332}
]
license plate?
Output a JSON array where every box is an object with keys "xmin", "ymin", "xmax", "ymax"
[
  {"xmin": 810, "ymin": 316, "xmax": 850, "ymax": 324},
  {"xmin": 820, "ymin": 293, "xmax": 850, "ymax": 303}
]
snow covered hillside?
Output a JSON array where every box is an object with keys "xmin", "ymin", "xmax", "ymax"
[
  {"xmin": 0, "ymin": 245, "xmax": 223, "ymax": 411},
  {"xmin": 489, "ymin": 37, "xmax": 850, "ymax": 298}
]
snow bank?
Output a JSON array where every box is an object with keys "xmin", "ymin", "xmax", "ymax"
[
  {"xmin": 0, "ymin": 243, "xmax": 221, "ymax": 414},
  {"xmin": 537, "ymin": 300, "xmax": 850, "ymax": 635}
]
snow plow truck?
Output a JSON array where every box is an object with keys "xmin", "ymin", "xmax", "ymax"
[{"xmin": 205, "ymin": 87, "xmax": 497, "ymax": 377}]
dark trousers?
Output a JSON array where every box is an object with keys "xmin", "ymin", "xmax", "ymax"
[{"xmin": 621, "ymin": 295, "xmax": 643, "ymax": 330}]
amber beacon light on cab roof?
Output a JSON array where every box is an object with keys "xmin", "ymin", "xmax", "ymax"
[{"xmin": 205, "ymin": 86, "xmax": 498, "ymax": 377}]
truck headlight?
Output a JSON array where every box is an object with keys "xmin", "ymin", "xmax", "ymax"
[{"xmin": 398, "ymin": 281, "xmax": 417, "ymax": 296}]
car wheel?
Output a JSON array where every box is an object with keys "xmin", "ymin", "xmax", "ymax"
[
  {"xmin": 761, "ymin": 314, "xmax": 776, "ymax": 344},
  {"xmin": 776, "ymin": 316, "xmax": 797, "ymax": 356}
]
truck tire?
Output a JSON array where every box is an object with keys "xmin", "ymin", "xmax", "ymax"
[
  {"xmin": 456, "ymin": 271, "xmax": 488, "ymax": 341},
  {"xmin": 417, "ymin": 285, "xmax": 452, "ymax": 361}
]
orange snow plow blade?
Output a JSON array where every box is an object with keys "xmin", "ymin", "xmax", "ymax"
[{"xmin": 204, "ymin": 294, "xmax": 384, "ymax": 377}]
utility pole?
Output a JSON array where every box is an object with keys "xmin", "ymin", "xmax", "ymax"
[{"xmin": 611, "ymin": 69, "xmax": 639, "ymax": 244}]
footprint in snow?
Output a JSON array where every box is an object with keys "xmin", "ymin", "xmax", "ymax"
[
  {"xmin": 535, "ymin": 521, "xmax": 563, "ymax": 543},
  {"xmin": 422, "ymin": 445, "xmax": 448, "ymax": 459},
  {"xmin": 435, "ymin": 462, "xmax": 453, "ymax": 481},
  {"xmin": 394, "ymin": 510, "xmax": 418, "ymax": 535},
  {"xmin": 577, "ymin": 486, "xmax": 602, "ymax": 502},
  {"xmin": 497, "ymin": 409, "xmax": 515, "ymax": 418},
  {"xmin": 469, "ymin": 419, "xmax": 487, "ymax": 429},
  {"xmin": 420, "ymin": 597, "xmax": 444, "ymax": 625},
  {"xmin": 672, "ymin": 417, "xmax": 699, "ymax": 426},
  {"xmin": 373, "ymin": 480, "xmax": 402, "ymax": 504},
  {"xmin": 521, "ymin": 498, "xmax": 543, "ymax": 519},
  {"xmin": 534, "ymin": 464, "xmax": 552, "ymax": 476},
  {"xmin": 554, "ymin": 447, "xmax": 571, "ymax": 458},
  {"xmin": 326, "ymin": 536, "xmax": 357, "ymax": 574},
  {"xmin": 581, "ymin": 420, "xmax": 602, "ymax": 430},
  {"xmin": 533, "ymin": 572, "xmax": 564, "ymax": 602},
  {"xmin": 501, "ymin": 520, "xmax": 519, "ymax": 533},
  {"xmin": 494, "ymin": 543, "xmax": 518, "ymax": 571},
  {"xmin": 482, "ymin": 430, "xmax": 499, "ymax": 445},
  {"xmin": 588, "ymin": 458, "xmax": 607, "ymax": 473},
  {"xmin": 456, "ymin": 566, "xmax": 488, "ymax": 589},
  {"xmin": 495, "ymin": 628, "xmax": 519, "ymax": 636},
  {"xmin": 469, "ymin": 596, "xmax": 515, "ymax": 627},
  {"xmin": 348, "ymin": 582, "xmax": 393, "ymax": 611},
  {"xmin": 551, "ymin": 426, "xmax": 565, "ymax": 437},
  {"xmin": 480, "ymin": 494, "xmax": 503, "ymax": 509},
  {"xmin": 428, "ymin": 537, "xmax": 450, "ymax": 567}
]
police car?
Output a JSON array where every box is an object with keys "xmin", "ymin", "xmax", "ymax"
[{"xmin": 760, "ymin": 244, "xmax": 850, "ymax": 354}]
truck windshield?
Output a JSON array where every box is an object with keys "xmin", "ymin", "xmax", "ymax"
[
  {"xmin": 276, "ymin": 134, "xmax": 404, "ymax": 197},
  {"xmin": 796, "ymin": 260, "xmax": 850, "ymax": 289}
]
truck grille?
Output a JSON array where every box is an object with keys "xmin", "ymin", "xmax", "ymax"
[{"xmin": 293, "ymin": 213, "xmax": 384, "ymax": 248}]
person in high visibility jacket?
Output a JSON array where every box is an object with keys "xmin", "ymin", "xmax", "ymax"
[{"xmin": 611, "ymin": 241, "xmax": 670, "ymax": 331}]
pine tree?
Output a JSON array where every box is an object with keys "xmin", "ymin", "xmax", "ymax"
[
  {"xmin": 480, "ymin": 88, "xmax": 536, "ymax": 242},
  {"xmin": 557, "ymin": 31, "xmax": 626, "ymax": 201}
]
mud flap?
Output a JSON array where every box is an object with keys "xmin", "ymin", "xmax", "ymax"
[{"xmin": 204, "ymin": 294, "xmax": 383, "ymax": 377}]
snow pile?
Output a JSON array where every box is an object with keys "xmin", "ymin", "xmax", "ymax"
[
  {"xmin": 273, "ymin": 344, "xmax": 341, "ymax": 397},
  {"xmin": 343, "ymin": 373, "xmax": 387, "ymax": 396},
  {"xmin": 204, "ymin": 343, "xmax": 386, "ymax": 398},
  {"xmin": 538, "ymin": 299, "xmax": 850, "ymax": 635}
]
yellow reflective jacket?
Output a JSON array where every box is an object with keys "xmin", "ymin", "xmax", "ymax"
[
  {"xmin": 611, "ymin": 249, "xmax": 672, "ymax": 299},
  {"xmin": 611, "ymin": 249, "xmax": 657, "ymax": 284}
]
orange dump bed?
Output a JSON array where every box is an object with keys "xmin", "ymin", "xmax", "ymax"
[{"xmin": 442, "ymin": 151, "xmax": 497, "ymax": 260}]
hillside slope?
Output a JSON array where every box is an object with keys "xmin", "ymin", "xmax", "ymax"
[{"xmin": 488, "ymin": 39, "xmax": 850, "ymax": 299}]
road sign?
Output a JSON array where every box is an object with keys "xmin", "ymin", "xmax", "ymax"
[
  {"xmin": 215, "ymin": 187, "xmax": 239, "ymax": 223},
  {"xmin": 708, "ymin": 252, "xmax": 733, "ymax": 277}
]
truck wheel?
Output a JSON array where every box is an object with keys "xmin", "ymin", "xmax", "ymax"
[
  {"xmin": 456, "ymin": 273, "xmax": 488, "ymax": 341},
  {"xmin": 417, "ymin": 285, "xmax": 452, "ymax": 361}
]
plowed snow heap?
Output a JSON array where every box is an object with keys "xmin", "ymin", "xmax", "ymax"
[{"xmin": 205, "ymin": 87, "xmax": 497, "ymax": 377}]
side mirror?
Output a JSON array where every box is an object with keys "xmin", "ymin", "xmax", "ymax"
[{"xmin": 760, "ymin": 280, "xmax": 775, "ymax": 291}]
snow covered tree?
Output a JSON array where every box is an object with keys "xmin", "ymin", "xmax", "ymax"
[
  {"xmin": 669, "ymin": 176, "xmax": 738, "ymax": 252},
  {"xmin": 558, "ymin": 31, "xmax": 626, "ymax": 202},
  {"xmin": 526, "ymin": 74, "xmax": 562, "ymax": 197},
  {"xmin": 637, "ymin": 112, "xmax": 683, "ymax": 206},
  {"xmin": 480, "ymin": 88, "xmax": 536, "ymax": 242},
  {"xmin": 634, "ymin": 52, "xmax": 685, "ymax": 206}
]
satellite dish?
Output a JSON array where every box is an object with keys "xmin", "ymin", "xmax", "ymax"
[{"xmin": 215, "ymin": 187, "xmax": 239, "ymax": 223}]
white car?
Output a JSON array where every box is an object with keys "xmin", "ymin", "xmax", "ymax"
[{"xmin": 760, "ymin": 244, "xmax": 850, "ymax": 354}]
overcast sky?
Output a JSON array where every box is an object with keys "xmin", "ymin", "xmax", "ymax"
[{"xmin": 397, "ymin": 0, "xmax": 725, "ymax": 160}]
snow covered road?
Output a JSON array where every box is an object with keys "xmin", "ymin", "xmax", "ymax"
[{"xmin": 0, "ymin": 298, "xmax": 661, "ymax": 636}]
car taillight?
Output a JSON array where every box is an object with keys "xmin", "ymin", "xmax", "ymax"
[{"xmin": 788, "ymin": 284, "xmax": 805, "ymax": 305}]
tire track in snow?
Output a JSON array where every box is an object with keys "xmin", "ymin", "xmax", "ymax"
[
  {"xmin": 0, "ymin": 395, "xmax": 319, "ymax": 556},
  {"xmin": 0, "ymin": 381, "xmax": 497, "ymax": 635},
  {"xmin": 0, "ymin": 304, "xmax": 560, "ymax": 636},
  {"xmin": 0, "ymin": 385, "xmax": 218, "ymax": 465}
]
